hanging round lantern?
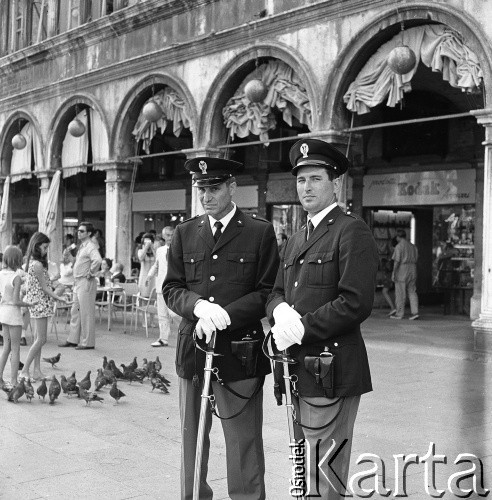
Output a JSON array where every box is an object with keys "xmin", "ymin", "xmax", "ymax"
[
  {"xmin": 387, "ymin": 45, "xmax": 417, "ymax": 75},
  {"xmin": 68, "ymin": 118, "xmax": 86, "ymax": 137},
  {"xmin": 244, "ymin": 79, "xmax": 268, "ymax": 103},
  {"xmin": 12, "ymin": 133, "xmax": 26, "ymax": 150},
  {"xmin": 142, "ymin": 101, "xmax": 163, "ymax": 122}
]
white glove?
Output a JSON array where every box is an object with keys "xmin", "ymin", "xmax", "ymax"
[
  {"xmin": 195, "ymin": 318, "xmax": 215, "ymax": 344},
  {"xmin": 272, "ymin": 320, "xmax": 305, "ymax": 351},
  {"xmin": 272, "ymin": 302, "xmax": 302, "ymax": 324},
  {"xmin": 194, "ymin": 300, "xmax": 231, "ymax": 332}
]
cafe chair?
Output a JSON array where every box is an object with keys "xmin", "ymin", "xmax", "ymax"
[
  {"xmin": 112, "ymin": 282, "xmax": 140, "ymax": 333},
  {"xmin": 131, "ymin": 287, "xmax": 158, "ymax": 338},
  {"xmin": 50, "ymin": 291, "xmax": 73, "ymax": 339}
]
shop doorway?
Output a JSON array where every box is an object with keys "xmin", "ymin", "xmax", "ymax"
[
  {"xmin": 368, "ymin": 205, "xmax": 475, "ymax": 314},
  {"xmin": 368, "ymin": 207, "xmax": 436, "ymax": 305}
]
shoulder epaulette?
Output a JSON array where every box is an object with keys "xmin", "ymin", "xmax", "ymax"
[
  {"xmin": 249, "ymin": 213, "xmax": 270, "ymax": 223},
  {"xmin": 178, "ymin": 214, "xmax": 201, "ymax": 225},
  {"xmin": 345, "ymin": 212, "xmax": 361, "ymax": 221}
]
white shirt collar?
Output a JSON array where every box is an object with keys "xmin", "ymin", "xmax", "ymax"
[
  {"xmin": 308, "ymin": 202, "xmax": 338, "ymax": 229},
  {"xmin": 208, "ymin": 203, "xmax": 237, "ymax": 233}
]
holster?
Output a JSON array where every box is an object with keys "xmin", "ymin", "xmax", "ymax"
[
  {"xmin": 304, "ymin": 351, "xmax": 335, "ymax": 396},
  {"xmin": 231, "ymin": 337, "xmax": 261, "ymax": 377}
]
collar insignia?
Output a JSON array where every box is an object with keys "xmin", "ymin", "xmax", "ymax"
[
  {"xmin": 300, "ymin": 143, "xmax": 309, "ymax": 158},
  {"xmin": 198, "ymin": 161, "xmax": 207, "ymax": 174}
]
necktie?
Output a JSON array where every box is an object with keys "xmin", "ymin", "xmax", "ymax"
[
  {"xmin": 306, "ymin": 220, "xmax": 314, "ymax": 241},
  {"xmin": 214, "ymin": 221, "xmax": 223, "ymax": 243}
]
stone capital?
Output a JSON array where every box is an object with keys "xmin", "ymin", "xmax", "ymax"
[
  {"xmin": 471, "ymin": 108, "xmax": 492, "ymax": 127},
  {"xmin": 96, "ymin": 161, "xmax": 135, "ymax": 183}
]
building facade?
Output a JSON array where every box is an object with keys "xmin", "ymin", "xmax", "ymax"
[{"xmin": 1, "ymin": 0, "xmax": 492, "ymax": 346}]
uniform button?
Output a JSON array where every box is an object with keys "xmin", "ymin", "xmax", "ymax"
[
  {"xmin": 294, "ymin": 281, "xmax": 298, "ymax": 287},
  {"xmin": 209, "ymin": 297, "xmax": 215, "ymax": 302},
  {"xmin": 317, "ymin": 259, "xmax": 321, "ymax": 263},
  {"xmin": 284, "ymin": 264, "xmax": 287, "ymax": 269},
  {"xmin": 210, "ymin": 276, "xmax": 215, "ymax": 281},
  {"xmin": 240, "ymin": 258, "xmax": 244, "ymax": 263},
  {"xmin": 291, "ymin": 304, "xmax": 295, "ymax": 308},
  {"xmin": 334, "ymin": 342, "xmax": 338, "ymax": 347},
  {"xmin": 300, "ymin": 259, "xmax": 304, "ymax": 264},
  {"xmin": 212, "ymin": 255, "xmax": 218, "ymax": 260},
  {"xmin": 191, "ymin": 258, "xmax": 195, "ymax": 263}
]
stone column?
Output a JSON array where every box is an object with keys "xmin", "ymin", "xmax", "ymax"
[
  {"xmin": 471, "ymin": 111, "xmax": 492, "ymax": 352},
  {"xmin": 183, "ymin": 148, "xmax": 222, "ymax": 216},
  {"xmin": 257, "ymin": 150, "xmax": 268, "ymax": 219},
  {"xmin": 0, "ymin": 177, "xmax": 12, "ymax": 250},
  {"xmin": 350, "ymin": 164, "xmax": 365, "ymax": 217},
  {"xmin": 47, "ymin": 0, "xmax": 60, "ymax": 38},
  {"xmin": 470, "ymin": 160, "xmax": 484, "ymax": 320},
  {"xmin": 99, "ymin": 162, "xmax": 134, "ymax": 275}
]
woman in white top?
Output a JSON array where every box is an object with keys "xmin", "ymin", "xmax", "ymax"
[{"xmin": 0, "ymin": 246, "xmax": 36, "ymax": 390}]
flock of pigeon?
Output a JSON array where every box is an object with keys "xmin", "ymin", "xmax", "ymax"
[{"xmin": 1, "ymin": 353, "xmax": 171, "ymax": 406}]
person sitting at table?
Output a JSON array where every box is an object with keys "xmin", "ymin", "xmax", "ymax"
[
  {"xmin": 95, "ymin": 258, "xmax": 112, "ymax": 306},
  {"xmin": 110, "ymin": 262, "xmax": 126, "ymax": 284},
  {"xmin": 59, "ymin": 248, "xmax": 75, "ymax": 288},
  {"xmin": 96, "ymin": 258, "xmax": 112, "ymax": 287}
]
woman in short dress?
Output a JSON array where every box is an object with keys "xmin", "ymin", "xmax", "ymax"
[{"xmin": 20, "ymin": 232, "xmax": 67, "ymax": 381}]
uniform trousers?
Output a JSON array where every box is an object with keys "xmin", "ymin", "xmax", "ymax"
[
  {"xmin": 293, "ymin": 395, "xmax": 360, "ymax": 499},
  {"xmin": 394, "ymin": 265, "xmax": 418, "ymax": 318},
  {"xmin": 179, "ymin": 376, "xmax": 266, "ymax": 500},
  {"xmin": 156, "ymin": 293, "xmax": 171, "ymax": 342},
  {"xmin": 68, "ymin": 277, "xmax": 97, "ymax": 348}
]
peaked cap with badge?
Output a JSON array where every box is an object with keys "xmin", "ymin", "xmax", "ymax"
[
  {"xmin": 289, "ymin": 138, "xmax": 351, "ymax": 176},
  {"xmin": 185, "ymin": 157, "xmax": 242, "ymax": 187}
]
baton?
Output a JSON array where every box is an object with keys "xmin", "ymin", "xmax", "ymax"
[{"xmin": 193, "ymin": 330, "xmax": 217, "ymax": 500}]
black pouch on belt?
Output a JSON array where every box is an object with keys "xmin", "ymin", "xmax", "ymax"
[
  {"xmin": 304, "ymin": 350, "xmax": 335, "ymax": 396},
  {"xmin": 231, "ymin": 336, "xmax": 261, "ymax": 377}
]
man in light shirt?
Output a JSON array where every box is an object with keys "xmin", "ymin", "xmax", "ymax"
[
  {"xmin": 147, "ymin": 226, "xmax": 175, "ymax": 347},
  {"xmin": 59, "ymin": 222, "xmax": 102, "ymax": 350}
]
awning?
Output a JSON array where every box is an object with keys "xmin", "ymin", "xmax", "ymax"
[
  {"xmin": 10, "ymin": 123, "xmax": 38, "ymax": 183},
  {"xmin": 132, "ymin": 87, "xmax": 192, "ymax": 154},
  {"xmin": 343, "ymin": 25, "xmax": 483, "ymax": 115},
  {"xmin": 62, "ymin": 109, "xmax": 89, "ymax": 178},
  {"xmin": 222, "ymin": 60, "xmax": 312, "ymax": 142}
]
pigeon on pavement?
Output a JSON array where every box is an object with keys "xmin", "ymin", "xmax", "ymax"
[{"xmin": 42, "ymin": 353, "xmax": 61, "ymax": 368}]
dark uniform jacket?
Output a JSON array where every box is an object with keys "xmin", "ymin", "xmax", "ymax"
[
  {"xmin": 266, "ymin": 206, "xmax": 379, "ymax": 398},
  {"xmin": 163, "ymin": 208, "xmax": 279, "ymax": 382}
]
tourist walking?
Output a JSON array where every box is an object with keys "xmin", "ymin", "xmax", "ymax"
[{"xmin": 147, "ymin": 226, "xmax": 174, "ymax": 347}]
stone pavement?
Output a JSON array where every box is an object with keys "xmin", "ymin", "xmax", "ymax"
[{"xmin": 0, "ymin": 307, "xmax": 490, "ymax": 499}]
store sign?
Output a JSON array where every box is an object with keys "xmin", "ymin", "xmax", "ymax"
[{"xmin": 363, "ymin": 169, "xmax": 476, "ymax": 206}]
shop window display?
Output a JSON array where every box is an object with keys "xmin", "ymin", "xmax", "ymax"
[
  {"xmin": 433, "ymin": 205, "xmax": 474, "ymax": 315},
  {"xmin": 433, "ymin": 205, "xmax": 474, "ymax": 288}
]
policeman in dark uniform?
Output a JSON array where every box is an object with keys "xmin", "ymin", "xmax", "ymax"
[
  {"xmin": 266, "ymin": 139, "xmax": 379, "ymax": 498},
  {"xmin": 163, "ymin": 157, "xmax": 279, "ymax": 500}
]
